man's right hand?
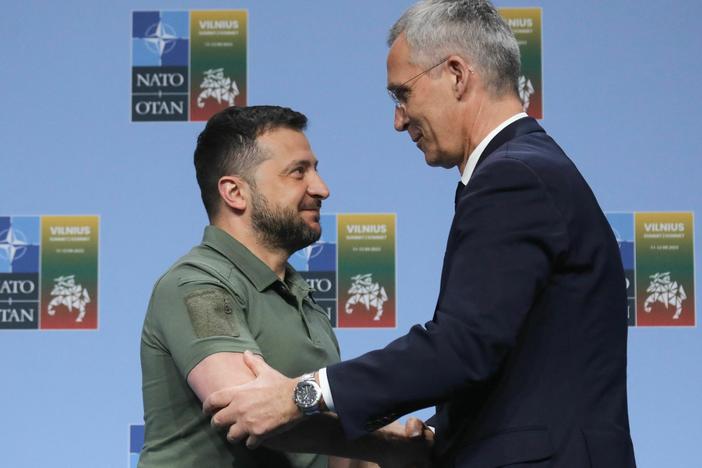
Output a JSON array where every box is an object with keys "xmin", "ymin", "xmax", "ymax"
[{"xmin": 204, "ymin": 351, "xmax": 301, "ymax": 448}]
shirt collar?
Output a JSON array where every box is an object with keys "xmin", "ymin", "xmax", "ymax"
[
  {"xmin": 283, "ymin": 264, "xmax": 311, "ymax": 297},
  {"xmin": 201, "ymin": 225, "xmax": 311, "ymax": 296},
  {"xmin": 460, "ymin": 112, "xmax": 528, "ymax": 186},
  {"xmin": 202, "ymin": 225, "xmax": 279, "ymax": 292}
]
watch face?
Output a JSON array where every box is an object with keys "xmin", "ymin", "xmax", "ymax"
[{"xmin": 295, "ymin": 381, "xmax": 319, "ymax": 408}]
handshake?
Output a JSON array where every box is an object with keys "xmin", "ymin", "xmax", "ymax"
[{"xmin": 203, "ymin": 351, "xmax": 435, "ymax": 468}]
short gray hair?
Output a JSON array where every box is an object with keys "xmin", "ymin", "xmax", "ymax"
[{"xmin": 388, "ymin": 0, "xmax": 520, "ymax": 96}]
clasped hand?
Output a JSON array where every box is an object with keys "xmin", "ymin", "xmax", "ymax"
[
  {"xmin": 203, "ymin": 350, "xmax": 300, "ymax": 448},
  {"xmin": 203, "ymin": 351, "xmax": 434, "ymax": 467}
]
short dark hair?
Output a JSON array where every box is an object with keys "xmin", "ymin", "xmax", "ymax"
[{"xmin": 194, "ymin": 105, "xmax": 308, "ymax": 220}]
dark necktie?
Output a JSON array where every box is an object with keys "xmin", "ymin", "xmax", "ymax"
[{"xmin": 455, "ymin": 181, "xmax": 465, "ymax": 206}]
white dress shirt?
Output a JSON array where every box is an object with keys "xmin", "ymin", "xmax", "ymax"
[{"xmin": 460, "ymin": 112, "xmax": 528, "ymax": 186}]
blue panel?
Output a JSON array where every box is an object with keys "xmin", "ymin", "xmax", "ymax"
[
  {"xmin": 309, "ymin": 243, "xmax": 336, "ymax": 271},
  {"xmin": 129, "ymin": 425, "xmax": 144, "ymax": 453},
  {"xmin": 0, "ymin": 217, "xmax": 12, "ymax": 233},
  {"xmin": 11, "ymin": 217, "xmax": 40, "ymax": 245},
  {"xmin": 12, "ymin": 245, "xmax": 39, "ymax": 273},
  {"xmin": 160, "ymin": 11, "xmax": 189, "ymax": 38},
  {"xmin": 132, "ymin": 39, "xmax": 160, "ymax": 67},
  {"xmin": 161, "ymin": 39, "xmax": 189, "ymax": 67},
  {"xmin": 606, "ymin": 212, "xmax": 635, "ymax": 244},
  {"xmin": 132, "ymin": 11, "xmax": 160, "ymax": 38},
  {"xmin": 319, "ymin": 215, "xmax": 336, "ymax": 244}
]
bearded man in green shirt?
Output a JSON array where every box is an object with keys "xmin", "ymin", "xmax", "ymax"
[{"xmin": 138, "ymin": 106, "xmax": 431, "ymax": 468}]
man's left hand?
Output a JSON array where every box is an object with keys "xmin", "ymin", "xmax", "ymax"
[
  {"xmin": 203, "ymin": 350, "xmax": 300, "ymax": 448},
  {"xmin": 375, "ymin": 418, "xmax": 434, "ymax": 468}
]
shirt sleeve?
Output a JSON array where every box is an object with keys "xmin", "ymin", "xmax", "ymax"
[{"xmin": 145, "ymin": 273, "xmax": 261, "ymax": 378}]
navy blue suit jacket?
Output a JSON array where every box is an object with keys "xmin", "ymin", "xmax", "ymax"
[{"xmin": 326, "ymin": 118, "xmax": 636, "ymax": 467}]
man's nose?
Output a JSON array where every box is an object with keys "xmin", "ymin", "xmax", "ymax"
[
  {"xmin": 394, "ymin": 106, "xmax": 409, "ymax": 132},
  {"xmin": 308, "ymin": 172, "xmax": 330, "ymax": 200}
]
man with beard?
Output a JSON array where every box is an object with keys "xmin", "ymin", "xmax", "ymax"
[{"xmin": 138, "ymin": 106, "xmax": 430, "ymax": 468}]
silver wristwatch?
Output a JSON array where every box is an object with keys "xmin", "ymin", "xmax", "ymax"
[{"xmin": 293, "ymin": 373, "xmax": 322, "ymax": 416}]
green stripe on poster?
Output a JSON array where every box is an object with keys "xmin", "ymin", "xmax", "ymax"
[
  {"xmin": 40, "ymin": 216, "xmax": 99, "ymax": 330},
  {"xmin": 635, "ymin": 212, "xmax": 695, "ymax": 326},
  {"xmin": 499, "ymin": 7, "xmax": 543, "ymax": 119},
  {"xmin": 337, "ymin": 214, "xmax": 396, "ymax": 328},
  {"xmin": 189, "ymin": 10, "xmax": 248, "ymax": 121}
]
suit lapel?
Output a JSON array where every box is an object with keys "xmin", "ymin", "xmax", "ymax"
[
  {"xmin": 442, "ymin": 118, "xmax": 546, "ymax": 316},
  {"xmin": 445, "ymin": 118, "xmax": 546, "ymax": 295},
  {"xmin": 454, "ymin": 117, "xmax": 544, "ymax": 207}
]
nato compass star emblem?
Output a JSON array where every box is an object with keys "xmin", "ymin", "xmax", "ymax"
[
  {"xmin": 0, "ymin": 226, "xmax": 29, "ymax": 264},
  {"xmin": 293, "ymin": 242, "xmax": 328, "ymax": 271},
  {"xmin": 143, "ymin": 20, "xmax": 178, "ymax": 58}
]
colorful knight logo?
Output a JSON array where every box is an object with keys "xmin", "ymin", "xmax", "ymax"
[
  {"xmin": 197, "ymin": 68, "xmax": 240, "ymax": 109},
  {"xmin": 48, "ymin": 275, "xmax": 92, "ymax": 323},
  {"xmin": 345, "ymin": 273, "xmax": 388, "ymax": 321},
  {"xmin": 518, "ymin": 75, "xmax": 535, "ymax": 113},
  {"xmin": 644, "ymin": 272, "xmax": 687, "ymax": 320}
]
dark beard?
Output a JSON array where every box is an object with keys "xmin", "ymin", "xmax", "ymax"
[{"xmin": 250, "ymin": 189, "xmax": 321, "ymax": 255}]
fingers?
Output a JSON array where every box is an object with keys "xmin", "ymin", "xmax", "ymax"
[
  {"xmin": 210, "ymin": 406, "xmax": 238, "ymax": 429},
  {"xmin": 242, "ymin": 350, "xmax": 267, "ymax": 376},
  {"xmin": 203, "ymin": 388, "xmax": 235, "ymax": 415},
  {"xmin": 404, "ymin": 417, "xmax": 434, "ymax": 447},
  {"xmin": 225, "ymin": 422, "xmax": 248, "ymax": 443},
  {"xmin": 423, "ymin": 428, "xmax": 435, "ymax": 445},
  {"xmin": 226, "ymin": 424, "xmax": 270, "ymax": 449},
  {"xmin": 245, "ymin": 435, "xmax": 261, "ymax": 449},
  {"xmin": 404, "ymin": 417, "xmax": 425, "ymax": 438}
]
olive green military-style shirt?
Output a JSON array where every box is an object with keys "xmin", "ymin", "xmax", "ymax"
[{"xmin": 139, "ymin": 225, "xmax": 340, "ymax": 468}]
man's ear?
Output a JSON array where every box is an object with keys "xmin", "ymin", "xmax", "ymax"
[
  {"xmin": 446, "ymin": 55, "xmax": 473, "ymax": 100},
  {"xmin": 218, "ymin": 175, "xmax": 248, "ymax": 212}
]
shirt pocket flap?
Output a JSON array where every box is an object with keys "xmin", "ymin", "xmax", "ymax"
[
  {"xmin": 455, "ymin": 426, "xmax": 554, "ymax": 467},
  {"xmin": 177, "ymin": 276, "xmax": 223, "ymax": 288}
]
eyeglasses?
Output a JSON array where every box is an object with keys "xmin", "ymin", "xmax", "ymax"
[{"xmin": 387, "ymin": 57, "xmax": 449, "ymax": 108}]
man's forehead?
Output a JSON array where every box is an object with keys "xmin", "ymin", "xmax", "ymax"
[
  {"xmin": 386, "ymin": 34, "xmax": 416, "ymax": 85},
  {"xmin": 257, "ymin": 127, "xmax": 310, "ymax": 150},
  {"xmin": 256, "ymin": 128, "xmax": 317, "ymax": 164}
]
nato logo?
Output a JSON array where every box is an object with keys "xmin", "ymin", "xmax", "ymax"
[
  {"xmin": 132, "ymin": 11, "xmax": 188, "ymax": 66},
  {"xmin": 0, "ymin": 217, "xmax": 39, "ymax": 273},
  {"xmin": 607, "ymin": 213, "xmax": 636, "ymax": 326},
  {"xmin": 0, "ymin": 216, "xmax": 40, "ymax": 329},
  {"xmin": 132, "ymin": 11, "xmax": 189, "ymax": 121},
  {"xmin": 129, "ymin": 424, "xmax": 144, "ymax": 468},
  {"xmin": 290, "ymin": 215, "xmax": 338, "ymax": 325},
  {"xmin": 289, "ymin": 214, "xmax": 337, "ymax": 272}
]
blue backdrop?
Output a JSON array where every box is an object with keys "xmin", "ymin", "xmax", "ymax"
[{"xmin": 1, "ymin": 1, "xmax": 700, "ymax": 467}]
